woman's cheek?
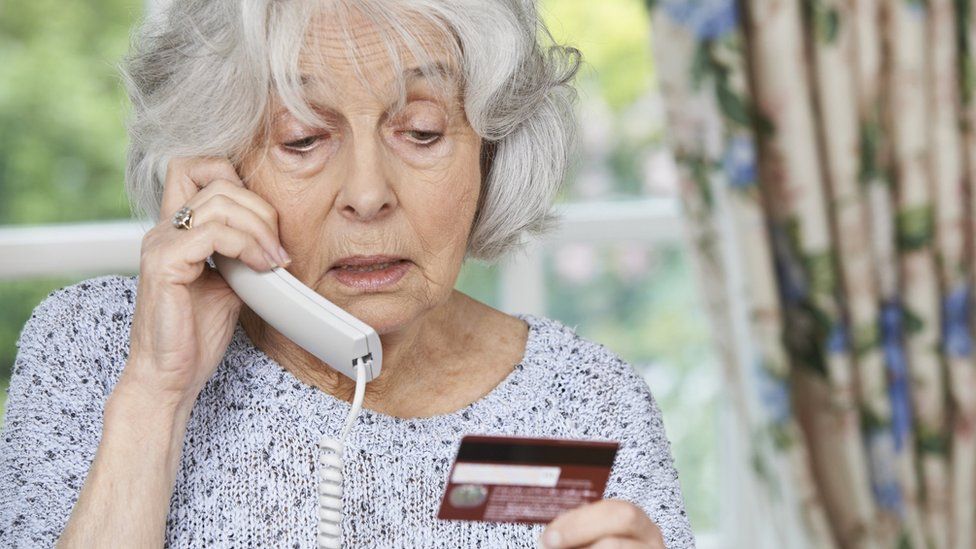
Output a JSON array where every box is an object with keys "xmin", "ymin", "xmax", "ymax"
[{"xmin": 423, "ymin": 165, "xmax": 481, "ymax": 236}]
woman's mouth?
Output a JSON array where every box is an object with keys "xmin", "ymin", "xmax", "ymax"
[{"xmin": 329, "ymin": 259, "xmax": 411, "ymax": 291}]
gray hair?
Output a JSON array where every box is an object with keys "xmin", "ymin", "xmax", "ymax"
[{"xmin": 120, "ymin": 0, "xmax": 582, "ymax": 264}]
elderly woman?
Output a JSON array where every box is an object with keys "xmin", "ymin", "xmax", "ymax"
[{"xmin": 0, "ymin": 0, "xmax": 693, "ymax": 547}]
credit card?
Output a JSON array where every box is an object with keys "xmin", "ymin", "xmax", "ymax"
[{"xmin": 437, "ymin": 434, "xmax": 619, "ymax": 524}]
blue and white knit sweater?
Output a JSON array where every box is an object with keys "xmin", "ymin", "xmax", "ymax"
[{"xmin": 0, "ymin": 275, "xmax": 694, "ymax": 547}]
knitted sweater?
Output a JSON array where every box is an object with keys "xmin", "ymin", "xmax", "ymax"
[{"xmin": 0, "ymin": 274, "xmax": 695, "ymax": 548}]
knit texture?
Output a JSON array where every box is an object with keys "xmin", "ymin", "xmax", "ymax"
[{"xmin": 0, "ymin": 274, "xmax": 694, "ymax": 548}]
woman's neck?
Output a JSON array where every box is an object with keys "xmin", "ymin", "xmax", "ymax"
[{"xmin": 239, "ymin": 289, "xmax": 496, "ymax": 416}]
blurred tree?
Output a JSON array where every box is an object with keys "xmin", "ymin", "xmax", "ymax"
[
  {"xmin": 540, "ymin": 0, "xmax": 655, "ymax": 110},
  {"xmin": 0, "ymin": 0, "xmax": 140, "ymax": 225}
]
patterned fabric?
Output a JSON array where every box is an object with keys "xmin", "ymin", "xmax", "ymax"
[
  {"xmin": 0, "ymin": 275, "xmax": 694, "ymax": 548},
  {"xmin": 648, "ymin": 0, "xmax": 976, "ymax": 546}
]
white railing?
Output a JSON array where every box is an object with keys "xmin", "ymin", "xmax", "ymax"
[
  {"xmin": 0, "ymin": 220, "xmax": 148, "ymax": 279},
  {"xmin": 0, "ymin": 197, "xmax": 685, "ymax": 291}
]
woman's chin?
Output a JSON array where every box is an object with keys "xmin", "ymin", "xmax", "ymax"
[
  {"xmin": 350, "ymin": 308, "xmax": 413, "ymax": 335},
  {"xmin": 314, "ymin": 289, "xmax": 415, "ymax": 334}
]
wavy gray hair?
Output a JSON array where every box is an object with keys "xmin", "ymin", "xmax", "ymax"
[{"xmin": 120, "ymin": 0, "xmax": 581, "ymax": 264}]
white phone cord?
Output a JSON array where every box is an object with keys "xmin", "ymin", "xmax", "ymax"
[{"xmin": 317, "ymin": 359, "xmax": 368, "ymax": 549}]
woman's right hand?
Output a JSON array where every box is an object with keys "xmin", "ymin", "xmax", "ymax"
[
  {"xmin": 121, "ymin": 157, "xmax": 291, "ymax": 411},
  {"xmin": 56, "ymin": 158, "xmax": 288, "ymax": 548}
]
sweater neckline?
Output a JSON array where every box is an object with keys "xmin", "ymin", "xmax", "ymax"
[{"xmin": 223, "ymin": 312, "xmax": 547, "ymax": 456}]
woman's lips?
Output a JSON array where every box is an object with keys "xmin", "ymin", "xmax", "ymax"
[{"xmin": 328, "ymin": 259, "xmax": 411, "ymax": 291}]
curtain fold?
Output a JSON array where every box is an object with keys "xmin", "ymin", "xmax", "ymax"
[{"xmin": 648, "ymin": 0, "xmax": 976, "ymax": 546}]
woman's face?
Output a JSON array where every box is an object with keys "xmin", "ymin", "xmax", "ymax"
[{"xmin": 240, "ymin": 15, "xmax": 481, "ymax": 335}]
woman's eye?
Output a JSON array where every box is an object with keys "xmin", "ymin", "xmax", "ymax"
[
  {"xmin": 405, "ymin": 130, "xmax": 442, "ymax": 146},
  {"xmin": 281, "ymin": 135, "xmax": 322, "ymax": 154}
]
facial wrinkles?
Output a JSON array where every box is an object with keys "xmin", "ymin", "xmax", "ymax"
[
  {"xmin": 245, "ymin": 11, "xmax": 479, "ymax": 284},
  {"xmin": 267, "ymin": 75, "xmax": 462, "ymax": 178},
  {"xmin": 300, "ymin": 9, "xmax": 463, "ymax": 113},
  {"xmin": 231, "ymin": 13, "xmax": 492, "ymax": 410}
]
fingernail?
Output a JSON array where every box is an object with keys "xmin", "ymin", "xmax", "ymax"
[
  {"xmin": 542, "ymin": 530, "xmax": 561, "ymax": 548},
  {"xmin": 277, "ymin": 245, "xmax": 291, "ymax": 265},
  {"xmin": 263, "ymin": 252, "xmax": 278, "ymax": 269}
]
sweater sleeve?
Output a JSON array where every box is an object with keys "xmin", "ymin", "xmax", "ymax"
[
  {"xmin": 576, "ymin": 343, "xmax": 696, "ymax": 549},
  {"xmin": 0, "ymin": 282, "xmax": 115, "ymax": 547}
]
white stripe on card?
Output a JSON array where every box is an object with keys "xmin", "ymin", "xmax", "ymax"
[{"xmin": 451, "ymin": 463, "xmax": 561, "ymax": 487}]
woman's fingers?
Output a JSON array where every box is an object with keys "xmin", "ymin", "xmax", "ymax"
[
  {"xmin": 541, "ymin": 499, "xmax": 662, "ymax": 549},
  {"xmin": 175, "ymin": 221, "xmax": 276, "ymax": 273},
  {"xmin": 159, "ymin": 156, "xmax": 245, "ymax": 222},
  {"xmin": 183, "ymin": 178, "xmax": 281, "ymax": 242},
  {"xmin": 183, "ymin": 189, "xmax": 286, "ymax": 265},
  {"xmin": 139, "ymin": 220, "xmax": 273, "ymax": 286},
  {"xmin": 156, "ymin": 156, "xmax": 289, "ymax": 266}
]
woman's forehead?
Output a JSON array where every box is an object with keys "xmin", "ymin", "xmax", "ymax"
[
  {"xmin": 300, "ymin": 6, "xmax": 456, "ymax": 75},
  {"xmin": 297, "ymin": 10, "xmax": 460, "ymax": 104},
  {"xmin": 263, "ymin": 2, "xmax": 466, "ymax": 129},
  {"xmin": 299, "ymin": 41, "xmax": 462, "ymax": 107}
]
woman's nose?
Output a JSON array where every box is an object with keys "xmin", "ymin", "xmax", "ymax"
[{"xmin": 334, "ymin": 131, "xmax": 397, "ymax": 223}]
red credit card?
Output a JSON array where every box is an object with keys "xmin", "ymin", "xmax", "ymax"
[{"xmin": 437, "ymin": 434, "xmax": 619, "ymax": 524}]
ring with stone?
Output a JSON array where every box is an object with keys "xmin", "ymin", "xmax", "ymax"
[{"xmin": 172, "ymin": 206, "xmax": 194, "ymax": 230}]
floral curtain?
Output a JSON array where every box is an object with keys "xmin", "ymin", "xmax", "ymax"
[{"xmin": 647, "ymin": 0, "xmax": 976, "ymax": 547}]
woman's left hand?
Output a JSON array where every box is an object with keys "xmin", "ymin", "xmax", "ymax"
[{"xmin": 539, "ymin": 499, "xmax": 665, "ymax": 548}]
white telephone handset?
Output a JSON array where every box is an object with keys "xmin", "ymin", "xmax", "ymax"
[
  {"xmin": 211, "ymin": 253, "xmax": 382, "ymax": 381},
  {"xmin": 211, "ymin": 253, "xmax": 377, "ymax": 549}
]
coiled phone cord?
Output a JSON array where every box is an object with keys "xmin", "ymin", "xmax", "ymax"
[{"xmin": 316, "ymin": 359, "xmax": 368, "ymax": 549}]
